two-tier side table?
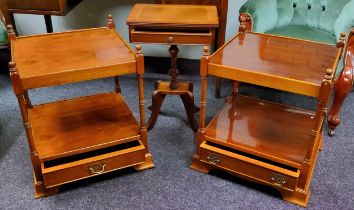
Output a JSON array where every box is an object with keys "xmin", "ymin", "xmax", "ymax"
[
  {"xmin": 8, "ymin": 15, "xmax": 154, "ymax": 198},
  {"xmin": 191, "ymin": 32, "xmax": 345, "ymax": 206},
  {"xmin": 127, "ymin": 4, "xmax": 219, "ymax": 132}
]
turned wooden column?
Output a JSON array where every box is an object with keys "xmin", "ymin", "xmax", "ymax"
[{"xmin": 168, "ymin": 45, "xmax": 179, "ymax": 89}]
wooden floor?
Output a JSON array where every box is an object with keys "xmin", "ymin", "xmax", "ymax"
[
  {"xmin": 29, "ymin": 93, "xmax": 140, "ymax": 161},
  {"xmin": 205, "ymin": 95, "xmax": 315, "ymax": 169}
]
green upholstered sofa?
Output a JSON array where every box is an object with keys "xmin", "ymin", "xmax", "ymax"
[
  {"xmin": 235, "ymin": 0, "xmax": 354, "ymax": 136},
  {"xmin": 0, "ymin": 21, "xmax": 7, "ymax": 47}
]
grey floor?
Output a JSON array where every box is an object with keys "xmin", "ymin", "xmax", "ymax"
[{"xmin": 0, "ymin": 73, "xmax": 353, "ymax": 210}]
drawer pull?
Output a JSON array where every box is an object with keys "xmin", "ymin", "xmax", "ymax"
[
  {"xmin": 271, "ymin": 173, "xmax": 287, "ymax": 186},
  {"xmin": 88, "ymin": 163, "xmax": 106, "ymax": 175},
  {"xmin": 207, "ymin": 153, "xmax": 221, "ymax": 165},
  {"xmin": 168, "ymin": 36, "xmax": 174, "ymax": 43}
]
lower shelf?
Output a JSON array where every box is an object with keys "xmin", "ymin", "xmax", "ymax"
[
  {"xmin": 29, "ymin": 92, "xmax": 141, "ymax": 161},
  {"xmin": 42, "ymin": 140, "xmax": 146, "ymax": 188},
  {"xmin": 205, "ymin": 95, "xmax": 315, "ymax": 168}
]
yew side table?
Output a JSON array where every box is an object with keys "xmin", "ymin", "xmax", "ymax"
[
  {"xmin": 191, "ymin": 32, "xmax": 345, "ymax": 206},
  {"xmin": 8, "ymin": 15, "xmax": 154, "ymax": 198},
  {"xmin": 127, "ymin": 4, "xmax": 219, "ymax": 132}
]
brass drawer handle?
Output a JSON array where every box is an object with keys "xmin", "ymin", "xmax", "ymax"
[
  {"xmin": 168, "ymin": 36, "xmax": 174, "ymax": 43},
  {"xmin": 88, "ymin": 163, "xmax": 106, "ymax": 175},
  {"xmin": 271, "ymin": 173, "xmax": 287, "ymax": 187},
  {"xmin": 207, "ymin": 152, "xmax": 221, "ymax": 165}
]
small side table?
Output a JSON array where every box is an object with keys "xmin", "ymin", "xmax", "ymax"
[
  {"xmin": 191, "ymin": 32, "xmax": 345, "ymax": 207},
  {"xmin": 127, "ymin": 4, "xmax": 219, "ymax": 132},
  {"xmin": 8, "ymin": 15, "xmax": 154, "ymax": 198}
]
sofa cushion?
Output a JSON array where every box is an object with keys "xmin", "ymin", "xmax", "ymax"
[
  {"xmin": 0, "ymin": 22, "xmax": 8, "ymax": 45},
  {"xmin": 275, "ymin": 0, "xmax": 352, "ymax": 36},
  {"xmin": 266, "ymin": 25, "xmax": 336, "ymax": 44}
]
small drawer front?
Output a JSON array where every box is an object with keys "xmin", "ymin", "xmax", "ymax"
[
  {"xmin": 42, "ymin": 141, "xmax": 146, "ymax": 188},
  {"xmin": 8, "ymin": 0, "xmax": 61, "ymax": 11},
  {"xmin": 130, "ymin": 29, "xmax": 213, "ymax": 45},
  {"xmin": 199, "ymin": 142, "xmax": 300, "ymax": 191}
]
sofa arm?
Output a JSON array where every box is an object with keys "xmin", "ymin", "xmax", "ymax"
[
  {"xmin": 239, "ymin": 0, "xmax": 278, "ymax": 33},
  {"xmin": 334, "ymin": 1, "xmax": 354, "ymax": 40}
]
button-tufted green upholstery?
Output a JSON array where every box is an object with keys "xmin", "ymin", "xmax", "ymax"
[
  {"xmin": 0, "ymin": 21, "xmax": 7, "ymax": 46},
  {"xmin": 240, "ymin": 0, "xmax": 354, "ymax": 78}
]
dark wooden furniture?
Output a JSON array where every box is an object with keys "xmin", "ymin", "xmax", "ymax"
[
  {"xmin": 127, "ymin": 4, "xmax": 219, "ymax": 132},
  {"xmin": 8, "ymin": 15, "xmax": 154, "ymax": 198},
  {"xmin": 328, "ymin": 29, "xmax": 354, "ymax": 136},
  {"xmin": 157, "ymin": 0, "xmax": 228, "ymax": 98},
  {"xmin": 4, "ymin": 0, "xmax": 82, "ymax": 33},
  {"xmin": 191, "ymin": 32, "xmax": 345, "ymax": 206}
]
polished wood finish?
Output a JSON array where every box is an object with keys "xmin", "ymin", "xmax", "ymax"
[
  {"xmin": 191, "ymin": 32, "xmax": 343, "ymax": 207},
  {"xmin": 127, "ymin": 4, "xmax": 218, "ymax": 132},
  {"xmin": 41, "ymin": 140, "xmax": 146, "ymax": 188},
  {"xmin": 127, "ymin": 4, "xmax": 218, "ymax": 30},
  {"xmin": 209, "ymin": 32, "xmax": 341, "ymax": 97},
  {"xmin": 8, "ymin": 16, "xmax": 154, "ymax": 198},
  {"xmin": 204, "ymin": 95, "xmax": 315, "ymax": 168},
  {"xmin": 11, "ymin": 28, "xmax": 136, "ymax": 89},
  {"xmin": 328, "ymin": 29, "xmax": 354, "ymax": 136},
  {"xmin": 29, "ymin": 93, "xmax": 140, "ymax": 161}
]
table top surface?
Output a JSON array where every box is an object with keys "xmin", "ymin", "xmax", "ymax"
[
  {"xmin": 127, "ymin": 4, "xmax": 219, "ymax": 28},
  {"xmin": 210, "ymin": 32, "xmax": 341, "ymax": 87},
  {"xmin": 12, "ymin": 28, "xmax": 135, "ymax": 81}
]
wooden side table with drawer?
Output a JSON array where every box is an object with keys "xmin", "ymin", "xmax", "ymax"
[
  {"xmin": 7, "ymin": 15, "xmax": 154, "ymax": 198},
  {"xmin": 191, "ymin": 32, "xmax": 345, "ymax": 206},
  {"xmin": 127, "ymin": 4, "xmax": 219, "ymax": 132}
]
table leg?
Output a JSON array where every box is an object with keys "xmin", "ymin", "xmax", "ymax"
[
  {"xmin": 9, "ymin": 13, "xmax": 19, "ymax": 35},
  {"xmin": 147, "ymin": 89, "xmax": 166, "ymax": 131},
  {"xmin": 180, "ymin": 92, "xmax": 199, "ymax": 132},
  {"xmin": 44, "ymin": 15, "xmax": 53, "ymax": 33},
  {"xmin": 146, "ymin": 45, "xmax": 199, "ymax": 132}
]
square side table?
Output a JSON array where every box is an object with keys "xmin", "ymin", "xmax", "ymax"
[
  {"xmin": 190, "ymin": 32, "xmax": 344, "ymax": 207},
  {"xmin": 8, "ymin": 15, "xmax": 154, "ymax": 198},
  {"xmin": 127, "ymin": 4, "xmax": 219, "ymax": 132}
]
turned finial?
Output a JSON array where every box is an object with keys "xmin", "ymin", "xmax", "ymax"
[
  {"xmin": 107, "ymin": 14, "xmax": 115, "ymax": 29},
  {"xmin": 337, "ymin": 32, "xmax": 346, "ymax": 48},
  {"xmin": 136, "ymin": 45, "xmax": 142, "ymax": 54},
  {"xmin": 203, "ymin": 46, "xmax": 209, "ymax": 56},
  {"xmin": 9, "ymin": 62, "xmax": 17, "ymax": 72},
  {"xmin": 324, "ymin": 68, "xmax": 334, "ymax": 80},
  {"xmin": 7, "ymin": 25, "xmax": 16, "ymax": 40},
  {"xmin": 238, "ymin": 13, "xmax": 250, "ymax": 33}
]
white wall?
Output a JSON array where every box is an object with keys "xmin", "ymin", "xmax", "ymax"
[{"xmin": 13, "ymin": 0, "xmax": 247, "ymax": 59}]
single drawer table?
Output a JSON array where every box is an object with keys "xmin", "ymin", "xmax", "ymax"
[
  {"xmin": 191, "ymin": 32, "xmax": 345, "ymax": 207},
  {"xmin": 8, "ymin": 16, "xmax": 154, "ymax": 198},
  {"xmin": 127, "ymin": 4, "xmax": 219, "ymax": 132}
]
